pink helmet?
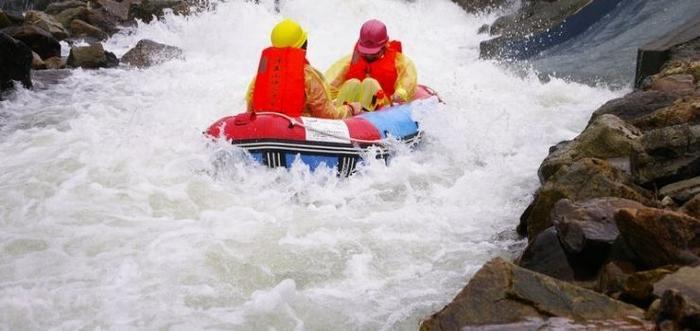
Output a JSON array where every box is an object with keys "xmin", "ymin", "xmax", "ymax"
[{"xmin": 357, "ymin": 19, "xmax": 388, "ymax": 55}]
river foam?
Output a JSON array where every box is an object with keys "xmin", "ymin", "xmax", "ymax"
[{"xmin": 0, "ymin": 0, "xmax": 624, "ymax": 329}]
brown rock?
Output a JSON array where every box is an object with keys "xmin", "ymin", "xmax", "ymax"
[
  {"xmin": 632, "ymin": 96, "xmax": 700, "ymax": 130},
  {"xmin": 24, "ymin": 10, "xmax": 69, "ymax": 40},
  {"xmin": 31, "ymin": 51, "xmax": 46, "ymax": 70},
  {"xmin": 54, "ymin": 6, "xmax": 89, "ymax": 28},
  {"xmin": 598, "ymin": 261, "xmax": 636, "ymax": 297},
  {"xmin": 96, "ymin": 0, "xmax": 130, "ymax": 21},
  {"xmin": 45, "ymin": 1, "xmax": 87, "ymax": 15},
  {"xmin": 632, "ymin": 124, "xmax": 700, "ymax": 188},
  {"xmin": 651, "ymin": 74, "xmax": 696, "ymax": 94},
  {"xmin": 522, "ymin": 158, "xmax": 655, "ymax": 240},
  {"xmin": 517, "ymin": 227, "xmax": 575, "ymax": 281},
  {"xmin": 539, "ymin": 114, "xmax": 642, "ymax": 183},
  {"xmin": 622, "ymin": 267, "xmax": 676, "ymax": 304},
  {"xmin": 419, "ymin": 257, "xmax": 644, "ymax": 331},
  {"xmin": 0, "ymin": 25, "xmax": 61, "ymax": 60},
  {"xmin": 121, "ymin": 39, "xmax": 183, "ymax": 68},
  {"xmin": 660, "ymin": 177, "xmax": 700, "ymax": 204},
  {"xmin": 70, "ymin": 19, "xmax": 108, "ymax": 40},
  {"xmin": 615, "ymin": 207, "xmax": 700, "ymax": 269},
  {"xmin": 591, "ymin": 90, "xmax": 680, "ymax": 124}
]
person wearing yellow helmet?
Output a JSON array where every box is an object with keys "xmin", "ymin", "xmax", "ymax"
[{"xmin": 246, "ymin": 19, "xmax": 361, "ymax": 119}]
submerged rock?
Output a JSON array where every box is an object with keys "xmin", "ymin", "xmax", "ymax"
[
  {"xmin": 0, "ymin": 32, "xmax": 33, "ymax": 92},
  {"xmin": 0, "ymin": 25, "xmax": 60, "ymax": 59},
  {"xmin": 67, "ymin": 43, "xmax": 118, "ymax": 69},
  {"xmin": 615, "ymin": 207, "xmax": 700, "ymax": 269},
  {"xmin": 539, "ymin": 114, "xmax": 642, "ymax": 182},
  {"xmin": 420, "ymin": 257, "xmax": 644, "ymax": 331},
  {"xmin": 121, "ymin": 39, "xmax": 183, "ymax": 68}
]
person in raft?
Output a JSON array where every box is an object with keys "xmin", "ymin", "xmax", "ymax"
[
  {"xmin": 246, "ymin": 19, "xmax": 362, "ymax": 119},
  {"xmin": 325, "ymin": 19, "xmax": 418, "ymax": 112}
]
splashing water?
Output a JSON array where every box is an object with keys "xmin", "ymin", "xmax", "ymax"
[{"xmin": 0, "ymin": 0, "xmax": 624, "ymax": 329}]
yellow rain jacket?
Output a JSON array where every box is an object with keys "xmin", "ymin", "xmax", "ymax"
[
  {"xmin": 325, "ymin": 50, "xmax": 418, "ymax": 102},
  {"xmin": 246, "ymin": 64, "xmax": 353, "ymax": 119}
]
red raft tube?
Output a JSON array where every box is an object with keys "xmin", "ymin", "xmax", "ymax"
[{"xmin": 206, "ymin": 85, "xmax": 438, "ymax": 176}]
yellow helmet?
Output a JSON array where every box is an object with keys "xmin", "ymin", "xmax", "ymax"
[{"xmin": 271, "ymin": 19, "xmax": 308, "ymax": 48}]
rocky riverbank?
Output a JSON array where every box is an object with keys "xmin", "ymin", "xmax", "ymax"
[
  {"xmin": 422, "ymin": 1, "xmax": 700, "ymax": 330},
  {"xmin": 0, "ymin": 0, "xmax": 194, "ymax": 98}
]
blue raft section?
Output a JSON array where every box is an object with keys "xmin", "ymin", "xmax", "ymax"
[{"xmin": 246, "ymin": 103, "xmax": 424, "ymax": 176}]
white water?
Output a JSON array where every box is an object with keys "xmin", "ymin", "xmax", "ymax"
[{"xmin": 0, "ymin": 0, "xmax": 625, "ymax": 330}]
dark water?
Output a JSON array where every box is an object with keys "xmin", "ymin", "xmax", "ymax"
[{"xmin": 529, "ymin": 0, "xmax": 700, "ymax": 87}]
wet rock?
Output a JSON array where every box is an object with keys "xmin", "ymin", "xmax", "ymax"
[
  {"xmin": 650, "ymin": 74, "xmax": 697, "ymax": 94},
  {"xmin": 0, "ymin": 32, "xmax": 33, "ymax": 92},
  {"xmin": 632, "ymin": 124, "xmax": 700, "ymax": 188},
  {"xmin": 24, "ymin": 10, "xmax": 69, "ymax": 40},
  {"xmin": 517, "ymin": 227, "xmax": 575, "ymax": 281},
  {"xmin": 44, "ymin": 56, "xmax": 66, "ymax": 69},
  {"xmin": 552, "ymin": 198, "xmax": 645, "ymax": 269},
  {"xmin": 521, "ymin": 158, "xmax": 655, "ymax": 241},
  {"xmin": 419, "ymin": 257, "xmax": 644, "ymax": 331},
  {"xmin": 130, "ymin": 0, "xmax": 188, "ymax": 23},
  {"xmin": 0, "ymin": 25, "xmax": 60, "ymax": 59},
  {"xmin": 31, "ymin": 50, "xmax": 46, "ymax": 69},
  {"xmin": 539, "ymin": 114, "xmax": 642, "ymax": 183},
  {"xmin": 652, "ymin": 266, "xmax": 700, "ymax": 330},
  {"xmin": 682, "ymin": 194, "xmax": 700, "ymax": 219},
  {"xmin": 591, "ymin": 90, "xmax": 680, "ymax": 125},
  {"xmin": 70, "ymin": 19, "xmax": 107, "ymax": 40},
  {"xmin": 45, "ymin": 0, "xmax": 86, "ymax": 15},
  {"xmin": 67, "ymin": 43, "xmax": 118, "ymax": 69},
  {"xmin": 452, "ymin": 0, "xmax": 508, "ymax": 13},
  {"xmin": 632, "ymin": 96, "xmax": 700, "ymax": 130},
  {"xmin": 54, "ymin": 6, "xmax": 88, "ymax": 28},
  {"xmin": 96, "ymin": 0, "xmax": 129, "ymax": 21},
  {"xmin": 121, "ymin": 39, "xmax": 183, "ymax": 68},
  {"xmin": 660, "ymin": 177, "xmax": 700, "ymax": 204},
  {"xmin": 615, "ymin": 207, "xmax": 700, "ymax": 269},
  {"xmin": 84, "ymin": 7, "xmax": 119, "ymax": 35}
]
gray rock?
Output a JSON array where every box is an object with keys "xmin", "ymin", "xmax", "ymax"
[
  {"xmin": 0, "ymin": 32, "xmax": 32, "ymax": 92},
  {"xmin": 632, "ymin": 124, "xmax": 700, "ymax": 188},
  {"xmin": 652, "ymin": 266, "xmax": 700, "ymax": 330},
  {"xmin": 539, "ymin": 114, "xmax": 642, "ymax": 183},
  {"xmin": 517, "ymin": 227, "xmax": 575, "ymax": 281},
  {"xmin": 31, "ymin": 50, "xmax": 46, "ymax": 69},
  {"xmin": 419, "ymin": 257, "xmax": 644, "ymax": 331},
  {"xmin": 452, "ymin": 0, "xmax": 508, "ymax": 13},
  {"xmin": 45, "ymin": 0, "xmax": 86, "ymax": 15},
  {"xmin": 130, "ymin": 0, "xmax": 188, "ymax": 23},
  {"xmin": 631, "ymin": 95, "xmax": 700, "ymax": 130},
  {"xmin": 53, "ymin": 6, "xmax": 88, "ymax": 28},
  {"xmin": 590, "ymin": 90, "xmax": 680, "ymax": 125},
  {"xmin": 67, "ymin": 43, "xmax": 118, "ymax": 69},
  {"xmin": 0, "ymin": 25, "xmax": 60, "ymax": 59},
  {"xmin": 660, "ymin": 177, "xmax": 700, "ymax": 204},
  {"xmin": 121, "ymin": 39, "xmax": 183, "ymax": 68}
]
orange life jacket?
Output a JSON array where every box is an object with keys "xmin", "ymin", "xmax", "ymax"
[
  {"xmin": 252, "ymin": 47, "xmax": 307, "ymax": 117},
  {"xmin": 345, "ymin": 40, "xmax": 402, "ymax": 97}
]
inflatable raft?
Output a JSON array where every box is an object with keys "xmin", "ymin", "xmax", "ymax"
[{"xmin": 206, "ymin": 85, "xmax": 438, "ymax": 176}]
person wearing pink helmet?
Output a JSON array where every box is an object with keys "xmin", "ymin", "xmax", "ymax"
[{"xmin": 325, "ymin": 19, "xmax": 417, "ymax": 111}]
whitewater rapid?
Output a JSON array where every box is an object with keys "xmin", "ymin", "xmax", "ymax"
[{"xmin": 0, "ymin": 0, "xmax": 625, "ymax": 329}]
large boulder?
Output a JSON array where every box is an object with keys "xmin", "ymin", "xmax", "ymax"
[
  {"xmin": 615, "ymin": 207, "xmax": 700, "ymax": 269},
  {"xmin": 552, "ymin": 198, "xmax": 645, "ymax": 269},
  {"xmin": 419, "ymin": 257, "xmax": 644, "ymax": 331},
  {"xmin": 24, "ymin": 10, "xmax": 69, "ymax": 40},
  {"xmin": 651, "ymin": 266, "xmax": 700, "ymax": 330},
  {"xmin": 120, "ymin": 39, "xmax": 183, "ymax": 68},
  {"xmin": 53, "ymin": 6, "xmax": 88, "ymax": 28},
  {"xmin": 95, "ymin": 0, "xmax": 130, "ymax": 21},
  {"xmin": 517, "ymin": 227, "xmax": 575, "ymax": 281},
  {"xmin": 520, "ymin": 158, "xmax": 655, "ymax": 240},
  {"xmin": 632, "ymin": 124, "xmax": 700, "ymax": 188},
  {"xmin": 631, "ymin": 96, "xmax": 700, "ymax": 130},
  {"xmin": 0, "ymin": 32, "xmax": 32, "ymax": 92},
  {"xmin": 0, "ymin": 25, "xmax": 60, "ymax": 59},
  {"xmin": 590, "ymin": 90, "xmax": 680, "ymax": 125},
  {"xmin": 67, "ymin": 43, "xmax": 118, "ymax": 68},
  {"xmin": 70, "ymin": 19, "xmax": 107, "ymax": 40},
  {"xmin": 538, "ymin": 114, "xmax": 642, "ymax": 182}
]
